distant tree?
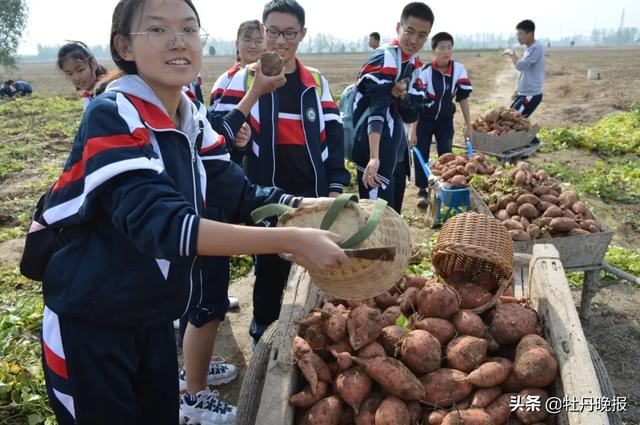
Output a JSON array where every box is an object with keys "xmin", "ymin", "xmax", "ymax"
[
  {"xmin": 209, "ymin": 45, "xmax": 216, "ymax": 56},
  {"xmin": 0, "ymin": 0, "xmax": 28, "ymax": 67}
]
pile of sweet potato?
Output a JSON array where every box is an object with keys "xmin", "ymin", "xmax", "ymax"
[
  {"xmin": 430, "ymin": 153, "xmax": 497, "ymax": 188},
  {"xmin": 290, "ymin": 274, "xmax": 559, "ymax": 425},
  {"xmin": 471, "ymin": 107, "xmax": 532, "ymax": 136},
  {"xmin": 480, "ymin": 161, "xmax": 602, "ymax": 242}
]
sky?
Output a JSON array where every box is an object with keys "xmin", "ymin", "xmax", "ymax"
[{"xmin": 18, "ymin": 0, "xmax": 640, "ymax": 55}]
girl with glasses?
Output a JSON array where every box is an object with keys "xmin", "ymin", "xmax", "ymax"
[{"xmin": 38, "ymin": 1, "xmax": 348, "ymax": 424}]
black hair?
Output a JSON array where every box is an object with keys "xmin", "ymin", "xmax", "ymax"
[
  {"xmin": 516, "ymin": 19, "xmax": 535, "ymax": 34},
  {"xmin": 369, "ymin": 32, "xmax": 380, "ymax": 41},
  {"xmin": 57, "ymin": 41, "xmax": 108, "ymax": 87},
  {"xmin": 5, "ymin": 80, "xmax": 15, "ymax": 85},
  {"xmin": 401, "ymin": 2, "xmax": 434, "ymax": 24},
  {"xmin": 236, "ymin": 20, "xmax": 263, "ymax": 62},
  {"xmin": 431, "ymin": 32, "xmax": 454, "ymax": 49},
  {"xmin": 262, "ymin": 0, "xmax": 305, "ymax": 28},
  {"xmin": 110, "ymin": 0, "xmax": 201, "ymax": 75}
]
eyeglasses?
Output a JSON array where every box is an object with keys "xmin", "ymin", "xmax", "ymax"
[
  {"xmin": 265, "ymin": 28, "xmax": 301, "ymax": 40},
  {"xmin": 400, "ymin": 26, "xmax": 429, "ymax": 42},
  {"xmin": 130, "ymin": 26, "xmax": 209, "ymax": 51},
  {"xmin": 240, "ymin": 37, "xmax": 265, "ymax": 46}
]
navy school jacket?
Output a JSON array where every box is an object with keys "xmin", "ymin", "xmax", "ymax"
[
  {"xmin": 40, "ymin": 75, "xmax": 297, "ymax": 325},
  {"xmin": 210, "ymin": 58, "xmax": 350, "ymax": 197},
  {"xmin": 414, "ymin": 59, "xmax": 472, "ymax": 120},
  {"xmin": 351, "ymin": 40, "xmax": 426, "ymax": 187}
]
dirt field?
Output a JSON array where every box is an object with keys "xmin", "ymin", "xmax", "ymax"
[{"xmin": 1, "ymin": 46, "xmax": 639, "ymax": 424}]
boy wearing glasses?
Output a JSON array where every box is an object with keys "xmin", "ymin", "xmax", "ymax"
[
  {"xmin": 410, "ymin": 32, "xmax": 473, "ymax": 208},
  {"xmin": 352, "ymin": 2, "xmax": 434, "ymax": 213},
  {"xmin": 211, "ymin": 0, "xmax": 349, "ymax": 344}
]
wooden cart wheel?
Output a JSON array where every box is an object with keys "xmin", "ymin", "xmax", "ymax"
[
  {"xmin": 426, "ymin": 187, "xmax": 439, "ymax": 228},
  {"xmin": 235, "ymin": 322, "xmax": 279, "ymax": 425},
  {"xmin": 588, "ymin": 342, "xmax": 623, "ymax": 425}
]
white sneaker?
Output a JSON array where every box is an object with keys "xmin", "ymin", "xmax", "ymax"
[
  {"xmin": 228, "ymin": 296, "xmax": 239, "ymax": 310},
  {"xmin": 180, "ymin": 388, "xmax": 236, "ymax": 425},
  {"xmin": 174, "ymin": 319, "xmax": 181, "ymax": 330},
  {"xmin": 179, "ymin": 357, "xmax": 238, "ymax": 391}
]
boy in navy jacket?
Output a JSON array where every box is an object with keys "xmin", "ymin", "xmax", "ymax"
[{"xmin": 351, "ymin": 2, "xmax": 434, "ymax": 213}]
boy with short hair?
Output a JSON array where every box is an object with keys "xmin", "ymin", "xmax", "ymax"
[
  {"xmin": 211, "ymin": 0, "xmax": 350, "ymax": 344},
  {"xmin": 504, "ymin": 19, "xmax": 545, "ymax": 117},
  {"xmin": 411, "ymin": 31, "xmax": 473, "ymax": 207},
  {"xmin": 369, "ymin": 32, "xmax": 381, "ymax": 50},
  {"xmin": 351, "ymin": 2, "xmax": 434, "ymax": 213}
]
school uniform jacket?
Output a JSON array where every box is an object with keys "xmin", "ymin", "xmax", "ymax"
[
  {"xmin": 351, "ymin": 40, "xmax": 425, "ymax": 187},
  {"xmin": 414, "ymin": 59, "xmax": 472, "ymax": 120},
  {"xmin": 40, "ymin": 75, "xmax": 296, "ymax": 325},
  {"xmin": 210, "ymin": 58, "xmax": 350, "ymax": 197}
]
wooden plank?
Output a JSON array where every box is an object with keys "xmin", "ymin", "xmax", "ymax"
[
  {"xmin": 255, "ymin": 266, "xmax": 321, "ymax": 425},
  {"xmin": 512, "ymin": 265, "xmax": 525, "ymax": 298},
  {"xmin": 529, "ymin": 244, "xmax": 609, "ymax": 425}
]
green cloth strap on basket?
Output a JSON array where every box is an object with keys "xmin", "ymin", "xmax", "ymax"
[
  {"xmin": 249, "ymin": 194, "xmax": 387, "ymax": 249},
  {"xmin": 250, "ymin": 203, "xmax": 294, "ymax": 225}
]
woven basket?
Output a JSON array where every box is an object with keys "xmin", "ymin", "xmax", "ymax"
[
  {"xmin": 277, "ymin": 198, "xmax": 412, "ymax": 300},
  {"xmin": 432, "ymin": 212, "xmax": 514, "ymax": 312}
]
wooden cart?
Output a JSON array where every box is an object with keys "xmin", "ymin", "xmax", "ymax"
[
  {"xmin": 472, "ymin": 190, "xmax": 614, "ymax": 319},
  {"xmin": 235, "ymin": 245, "xmax": 621, "ymax": 425}
]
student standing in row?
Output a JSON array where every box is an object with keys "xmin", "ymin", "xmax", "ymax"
[
  {"xmin": 211, "ymin": 0, "xmax": 350, "ymax": 345},
  {"xmin": 351, "ymin": 2, "xmax": 434, "ymax": 213},
  {"xmin": 38, "ymin": 1, "xmax": 349, "ymax": 424},
  {"xmin": 177, "ymin": 18, "xmax": 268, "ymax": 425},
  {"xmin": 368, "ymin": 31, "xmax": 381, "ymax": 50},
  {"xmin": 57, "ymin": 41, "xmax": 107, "ymax": 110},
  {"xmin": 411, "ymin": 32, "xmax": 473, "ymax": 208}
]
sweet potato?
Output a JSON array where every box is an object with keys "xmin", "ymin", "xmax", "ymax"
[
  {"xmin": 305, "ymin": 324, "xmax": 328, "ymax": 351},
  {"xmin": 501, "ymin": 368, "xmax": 526, "ymax": 392},
  {"xmin": 396, "ymin": 330, "xmax": 442, "ymax": 375},
  {"xmin": 442, "ymin": 409, "xmax": 493, "ymax": 425},
  {"xmin": 502, "ymin": 219, "xmax": 525, "ymax": 231},
  {"xmin": 446, "ymin": 336, "xmax": 488, "ymax": 372},
  {"xmin": 336, "ymin": 367, "xmax": 373, "ymax": 414},
  {"xmin": 558, "ymin": 190, "xmax": 578, "ymax": 209},
  {"xmin": 455, "ymin": 283, "xmax": 493, "ymax": 310},
  {"xmin": 505, "ymin": 202, "xmax": 520, "ymax": 216},
  {"xmin": 301, "ymin": 396, "xmax": 343, "ymax": 425},
  {"xmin": 407, "ymin": 400, "xmax": 422, "ymax": 425},
  {"xmin": 380, "ymin": 325, "xmax": 406, "ymax": 355},
  {"xmin": 375, "ymin": 291, "xmax": 400, "ymax": 310},
  {"xmin": 514, "ymin": 335, "xmax": 558, "ymax": 388},
  {"xmin": 382, "ymin": 306, "xmax": 402, "ymax": 328},
  {"xmin": 355, "ymin": 392, "xmax": 382, "ymax": 425},
  {"xmin": 571, "ymin": 201, "xmax": 588, "ymax": 216},
  {"xmin": 496, "ymin": 209, "xmax": 510, "ymax": 222},
  {"xmin": 562, "ymin": 209, "xmax": 576, "ymax": 220},
  {"xmin": 509, "ymin": 230, "xmax": 531, "ymax": 241},
  {"xmin": 515, "ymin": 388, "xmax": 549, "ymax": 424},
  {"xmin": 439, "ymin": 153, "xmax": 456, "ymax": 164},
  {"xmin": 518, "ymin": 203, "xmax": 539, "ymax": 219},
  {"xmin": 351, "ymin": 356, "xmax": 424, "ymax": 401},
  {"xmin": 464, "ymin": 357, "xmax": 512, "ymax": 387},
  {"xmin": 532, "ymin": 185, "xmax": 551, "ymax": 196},
  {"xmin": 405, "ymin": 275, "xmax": 427, "ymax": 290},
  {"xmin": 471, "ymin": 387, "xmax": 502, "ymax": 408},
  {"xmin": 417, "ymin": 282, "xmax": 461, "ymax": 319},
  {"xmin": 332, "ymin": 350, "xmax": 354, "ymax": 371},
  {"xmin": 569, "ymin": 228, "xmax": 590, "ymax": 236},
  {"xmin": 527, "ymin": 224, "xmax": 541, "ymax": 239},
  {"xmin": 424, "ymin": 409, "xmax": 449, "ymax": 425},
  {"xmin": 542, "ymin": 205, "xmax": 563, "ymax": 218},
  {"xmin": 413, "ymin": 317, "xmax": 456, "ymax": 346},
  {"xmin": 549, "ymin": 217, "xmax": 579, "ymax": 233},
  {"xmin": 260, "ymin": 51, "xmax": 284, "ymax": 76},
  {"xmin": 539, "ymin": 194, "xmax": 560, "ymax": 205},
  {"xmin": 517, "ymin": 194, "xmax": 540, "ymax": 207},
  {"xmin": 401, "ymin": 287, "xmax": 420, "ymax": 316},
  {"xmin": 294, "ymin": 336, "xmax": 332, "ymax": 394},
  {"xmin": 290, "ymin": 381, "xmax": 328, "ymax": 407},
  {"xmin": 338, "ymin": 407, "xmax": 355, "ymax": 425},
  {"xmin": 485, "ymin": 332, "xmax": 500, "ymax": 353},
  {"xmin": 485, "ymin": 393, "xmax": 516, "ymax": 425},
  {"xmin": 497, "ymin": 194, "xmax": 516, "ymax": 210},
  {"xmin": 452, "ymin": 310, "xmax": 487, "ymax": 338},
  {"xmin": 514, "ymin": 170, "xmax": 527, "ymax": 185},
  {"xmin": 348, "ymin": 306, "xmax": 384, "ymax": 351},
  {"xmin": 328, "ymin": 338, "xmax": 354, "ymax": 356},
  {"xmin": 375, "ymin": 396, "xmax": 410, "ymax": 425},
  {"xmin": 420, "ymin": 369, "xmax": 474, "ymax": 408},
  {"xmin": 296, "ymin": 311, "xmax": 324, "ymax": 326},
  {"xmin": 449, "ymin": 175, "xmax": 468, "ymax": 188},
  {"xmin": 490, "ymin": 304, "xmax": 538, "ymax": 345},
  {"xmin": 357, "ymin": 341, "xmax": 386, "ymax": 359}
]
